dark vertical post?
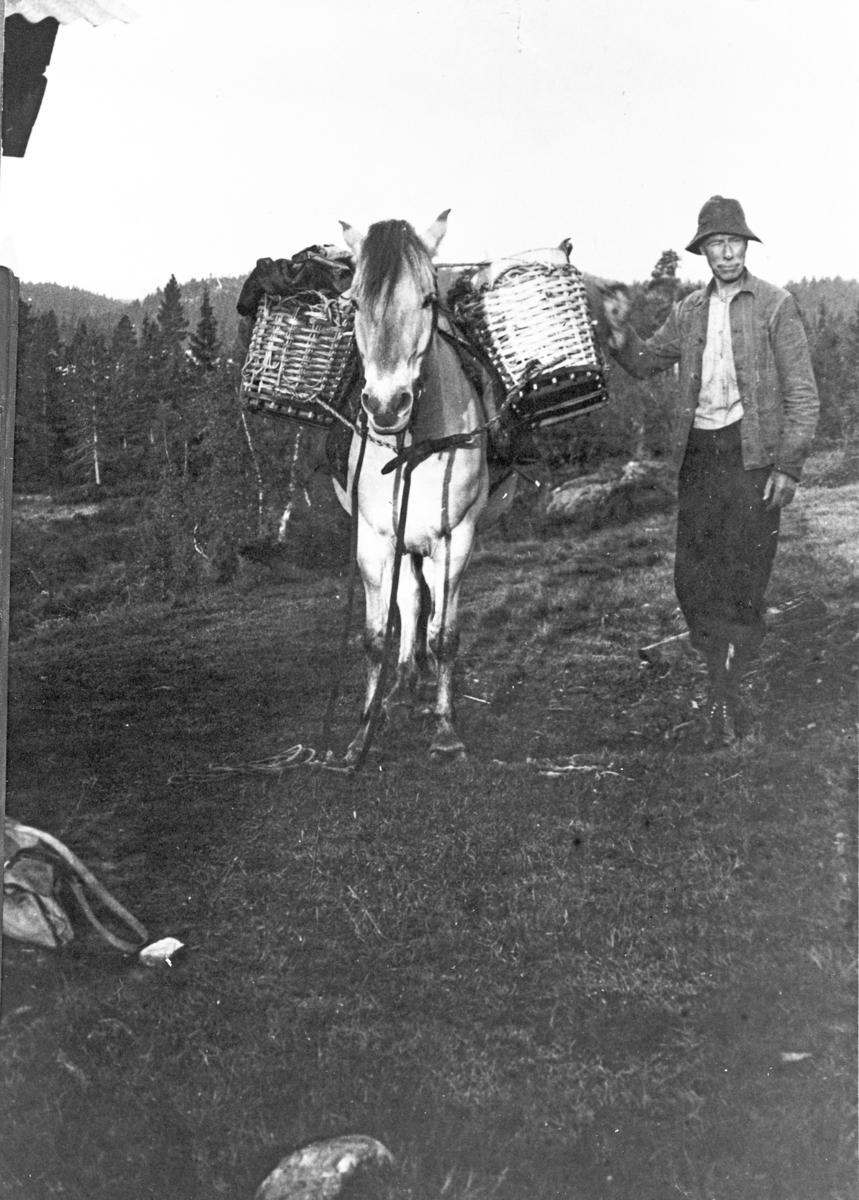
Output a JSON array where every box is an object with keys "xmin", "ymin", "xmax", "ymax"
[
  {"xmin": 0, "ymin": 269, "xmax": 18, "ymax": 954},
  {"xmin": 0, "ymin": 9, "xmax": 13, "ymax": 1002}
]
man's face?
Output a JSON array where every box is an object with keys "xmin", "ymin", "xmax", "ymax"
[{"xmin": 701, "ymin": 234, "xmax": 747, "ymax": 284}]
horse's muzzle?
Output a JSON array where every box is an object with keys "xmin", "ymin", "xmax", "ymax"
[{"xmin": 362, "ymin": 389, "xmax": 414, "ymax": 434}]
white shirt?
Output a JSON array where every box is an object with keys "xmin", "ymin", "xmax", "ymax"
[{"xmin": 695, "ymin": 284, "xmax": 744, "ymax": 430}]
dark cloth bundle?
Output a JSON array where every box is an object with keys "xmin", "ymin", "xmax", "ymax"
[{"xmin": 236, "ymin": 245, "xmax": 354, "ymax": 317}]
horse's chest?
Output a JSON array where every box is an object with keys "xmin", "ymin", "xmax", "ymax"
[{"xmin": 360, "ymin": 448, "xmax": 486, "ymax": 546}]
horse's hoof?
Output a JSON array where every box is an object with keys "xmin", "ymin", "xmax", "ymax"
[
  {"xmin": 430, "ymin": 750, "xmax": 467, "ymax": 763},
  {"xmin": 429, "ymin": 740, "xmax": 467, "ymax": 761},
  {"xmin": 344, "ymin": 736, "xmax": 366, "ymax": 766}
]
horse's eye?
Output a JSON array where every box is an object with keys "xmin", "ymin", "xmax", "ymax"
[{"xmin": 422, "ymin": 294, "xmax": 436, "ymax": 310}]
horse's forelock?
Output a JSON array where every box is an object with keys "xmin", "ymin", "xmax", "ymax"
[{"xmin": 358, "ymin": 219, "xmax": 434, "ymax": 308}]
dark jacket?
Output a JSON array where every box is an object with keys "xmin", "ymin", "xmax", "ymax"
[{"xmin": 611, "ymin": 271, "xmax": 819, "ymax": 480}]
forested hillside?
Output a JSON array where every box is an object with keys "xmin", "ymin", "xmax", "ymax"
[
  {"xmin": 786, "ymin": 277, "xmax": 859, "ymax": 323},
  {"xmin": 22, "ymin": 269, "xmax": 859, "ymax": 355},
  {"xmin": 13, "ymin": 258, "xmax": 858, "ymax": 599},
  {"xmin": 21, "ymin": 275, "xmax": 246, "ymax": 349}
]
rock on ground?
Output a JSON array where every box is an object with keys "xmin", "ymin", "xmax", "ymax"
[
  {"xmin": 254, "ymin": 1135, "xmax": 394, "ymax": 1200},
  {"xmin": 544, "ymin": 459, "xmax": 676, "ymax": 531}
]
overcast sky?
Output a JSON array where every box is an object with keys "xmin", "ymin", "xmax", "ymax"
[{"xmin": 0, "ymin": 0, "xmax": 855, "ymax": 300}]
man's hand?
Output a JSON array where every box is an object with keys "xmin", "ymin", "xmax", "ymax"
[
  {"xmin": 763, "ymin": 469, "xmax": 797, "ymax": 508},
  {"xmin": 601, "ymin": 284, "xmax": 632, "ymax": 352}
]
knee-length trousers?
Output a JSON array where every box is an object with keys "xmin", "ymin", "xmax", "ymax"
[{"xmin": 675, "ymin": 421, "xmax": 780, "ymax": 663}]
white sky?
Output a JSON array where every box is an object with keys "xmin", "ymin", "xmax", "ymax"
[{"xmin": 0, "ymin": 0, "xmax": 856, "ymax": 299}]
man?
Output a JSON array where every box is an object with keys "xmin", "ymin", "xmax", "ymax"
[{"xmin": 605, "ymin": 196, "xmax": 819, "ymax": 744}]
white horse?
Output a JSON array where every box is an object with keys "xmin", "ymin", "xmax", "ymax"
[{"xmin": 337, "ymin": 211, "xmax": 490, "ymax": 763}]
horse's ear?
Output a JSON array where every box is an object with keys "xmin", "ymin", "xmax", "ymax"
[
  {"xmin": 340, "ymin": 221, "xmax": 364, "ymax": 256},
  {"xmin": 420, "ymin": 209, "xmax": 450, "ymax": 257}
]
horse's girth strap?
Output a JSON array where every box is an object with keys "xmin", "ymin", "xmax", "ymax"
[{"xmin": 380, "ymin": 432, "xmax": 478, "ymax": 476}]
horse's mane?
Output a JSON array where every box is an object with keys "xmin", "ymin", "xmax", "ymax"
[{"xmin": 358, "ymin": 219, "xmax": 434, "ymax": 309}]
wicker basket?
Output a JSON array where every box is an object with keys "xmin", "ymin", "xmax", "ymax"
[
  {"xmin": 241, "ymin": 291, "xmax": 359, "ymax": 427},
  {"xmin": 452, "ymin": 259, "xmax": 608, "ymax": 429}
]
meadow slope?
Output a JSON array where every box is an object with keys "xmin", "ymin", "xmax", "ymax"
[{"xmin": 1, "ymin": 478, "xmax": 856, "ymax": 1200}]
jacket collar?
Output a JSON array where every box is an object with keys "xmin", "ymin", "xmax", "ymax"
[{"xmin": 691, "ymin": 269, "xmax": 757, "ymax": 306}]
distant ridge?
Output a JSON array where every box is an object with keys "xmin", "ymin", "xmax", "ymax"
[
  {"xmin": 21, "ymin": 275, "xmax": 247, "ymax": 347},
  {"xmin": 785, "ymin": 277, "xmax": 859, "ymax": 323},
  {"xmin": 20, "ymin": 273, "xmax": 858, "ymax": 348}
]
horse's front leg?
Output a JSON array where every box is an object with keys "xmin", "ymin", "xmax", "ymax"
[
  {"xmin": 344, "ymin": 525, "xmax": 391, "ymax": 766},
  {"xmin": 383, "ymin": 554, "xmax": 423, "ymax": 723},
  {"xmin": 426, "ymin": 523, "xmax": 476, "ymax": 759}
]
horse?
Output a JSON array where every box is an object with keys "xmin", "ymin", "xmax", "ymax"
[{"xmin": 336, "ymin": 211, "xmax": 492, "ymax": 764}]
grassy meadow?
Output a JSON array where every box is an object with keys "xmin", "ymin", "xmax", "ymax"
[{"xmin": 1, "ymin": 460, "xmax": 856, "ymax": 1200}]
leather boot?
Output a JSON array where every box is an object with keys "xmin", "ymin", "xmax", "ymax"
[
  {"xmin": 703, "ymin": 641, "xmax": 755, "ymax": 747},
  {"xmin": 723, "ymin": 642, "xmax": 753, "ymax": 737},
  {"xmin": 702, "ymin": 642, "xmax": 737, "ymax": 748}
]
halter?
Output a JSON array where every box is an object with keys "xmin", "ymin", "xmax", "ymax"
[{"xmin": 411, "ymin": 280, "xmax": 440, "ymax": 408}]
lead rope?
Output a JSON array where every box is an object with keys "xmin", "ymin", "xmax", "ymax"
[
  {"xmin": 338, "ymin": 303, "xmax": 492, "ymax": 769},
  {"xmin": 349, "ymin": 430, "xmax": 416, "ymax": 772},
  {"xmin": 343, "ymin": 296, "xmax": 435, "ymax": 771},
  {"xmin": 239, "ymin": 299, "xmax": 497, "ymax": 773}
]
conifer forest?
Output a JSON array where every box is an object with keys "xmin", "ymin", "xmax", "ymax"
[{"xmin": 11, "ymin": 263, "xmax": 859, "ymax": 604}]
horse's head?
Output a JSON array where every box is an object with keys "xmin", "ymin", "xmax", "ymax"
[{"xmin": 340, "ymin": 211, "xmax": 449, "ymax": 436}]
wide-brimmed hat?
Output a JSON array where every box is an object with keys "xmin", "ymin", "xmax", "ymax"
[{"xmin": 686, "ymin": 195, "xmax": 761, "ymax": 255}]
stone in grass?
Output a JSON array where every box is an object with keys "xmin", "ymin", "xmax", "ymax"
[
  {"xmin": 254, "ymin": 1135, "xmax": 394, "ymax": 1200},
  {"xmin": 544, "ymin": 459, "xmax": 676, "ymax": 531}
]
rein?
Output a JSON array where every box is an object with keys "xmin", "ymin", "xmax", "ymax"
[
  {"xmin": 349, "ymin": 451, "xmax": 415, "ymax": 772},
  {"xmin": 326, "ymin": 293, "xmax": 447, "ymax": 769},
  {"xmin": 322, "ymin": 280, "xmax": 498, "ymax": 769}
]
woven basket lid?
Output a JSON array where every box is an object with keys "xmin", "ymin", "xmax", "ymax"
[{"xmin": 472, "ymin": 246, "xmax": 570, "ymax": 290}]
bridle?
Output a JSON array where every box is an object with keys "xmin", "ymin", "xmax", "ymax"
[
  {"xmin": 323, "ymin": 266, "xmax": 510, "ymax": 769},
  {"xmin": 349, "ymin": 254, "xmax": 440, "ymax": 439}
]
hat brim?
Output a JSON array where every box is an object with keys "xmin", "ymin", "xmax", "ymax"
[{"xmin": 686, "ymin": 232, "xmax": 762, "ymax": 255}]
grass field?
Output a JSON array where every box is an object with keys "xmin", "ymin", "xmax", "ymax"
[{"xmin": 1, "ymin": 471, "xmax": 856, "ymax": 1199}]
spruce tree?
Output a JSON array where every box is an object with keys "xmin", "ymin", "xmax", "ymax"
[
  {"xmin": 63, "ymin": 322, "xmax": 112, "ymax": 487},
  {"xmin": 842, "ymin": 301, "xmax": 859, "ymax": 451},
  {"xmin": 156, "ymin": 274, "xmax": 189, "ymax": 367},
  {"xmin": 152, "ymin": 275, "xmax": 191, "ymax": 474},
  {"xmin": 37, "ymin": 310, "xmax": 67, "ymax": 488},
  {"xmin": 650, "ymin": 250, "xmax": 680, "ymax": 280},
  {"xmin": 134, "ymin": 314, "xmax": 163, "ymax": 480},
  {"xmin": 183, "ymin": 286, "xmax": 224, "ymax": 481},
  {"xmin": 13, "ymin": 299, "xmax": 41, "ymax": 489},
  {"xmin": 189, "ymin": 286, "xmax": 220, "ymax": 371},
  {"xmin": 810, "ymin": 301, "xmax": 845, "ymax": 444},
  {"xmin": 111, "ymin": 313, "xmax": 137, "ymax": 359},
  {"xmin": 108, "ymin": 314, "xmax": 145, "ymax": 487},
  {"xmin": 14, "ymin": 304, "xmax": 67, "ymax": 491}
]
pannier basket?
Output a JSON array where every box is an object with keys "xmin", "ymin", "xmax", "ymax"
[
  {"xmin": 241, "ymin": 291, "xmax": 359, "ymax": 427},
  {"xmin": 452, "ymin": 256, "xmax": 608, "ymax": 430}
]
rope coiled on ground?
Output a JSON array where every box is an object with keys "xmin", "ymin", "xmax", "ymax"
[{"xmin": 167, "ymin": 746, "xmax": 353, "ymax": 785}]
